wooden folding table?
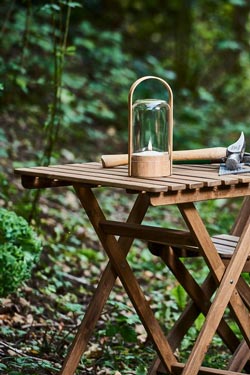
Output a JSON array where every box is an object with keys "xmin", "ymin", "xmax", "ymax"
[{"xmin": 15, "ymin": 162, "xmax": 250, "ymax": 375}]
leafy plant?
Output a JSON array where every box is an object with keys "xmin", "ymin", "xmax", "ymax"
[
  {"xmin": 2, "ymin": 356, "xmax": 60, "ymax": 374},
  {"xmin": 0, "ymin": 208, "xmax": 42, "ymax": 297}
]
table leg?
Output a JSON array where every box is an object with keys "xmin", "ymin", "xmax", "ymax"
[
  {"xmin": 179, "ymin": 202, "xmax": 250, "ymax": 375},
  {"xmin": 74, "ymin": 186, "xmax": 177, "ymax": 373},
  {"xmin": 148, "ymin": 273, "xmax": 217, "ymax": 375},
  {"xmin": 60, "ymin": 192, "xmax": 150, "ymax": 375},
  {"xmin": 227, "ymin": 196, "xmax": 250, "ymax": 372},
  {"xmin": 228, "ymin": 340, "xmax": 250, "ymax": 372},
  {"xmin": 162, "ymin": 247, "xmax": 240, "ymax": 352},
  {"xmin": 148, "ymin": 249, "xmax": 241, "ymax": 375}
]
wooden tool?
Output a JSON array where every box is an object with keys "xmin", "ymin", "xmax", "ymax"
[{"xmin": 101, "ymin": 147, "xmax": 227, "ymax": 168}]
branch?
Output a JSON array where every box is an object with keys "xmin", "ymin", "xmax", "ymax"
[{"xmin": 0, "ymin": 339, "xmax": 59, "ymax": 367}]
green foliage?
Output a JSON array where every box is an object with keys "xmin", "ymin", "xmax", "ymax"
[
  {"xmin": 197, "ymin": 198, "xmax": 242, "ymax": 235},
  {"xmin": 1, "ymin": 0, "xmax": 250, "ymax": 373},
  {"xmin": 2, "ymin": 356, "xmax": 60, "ymax": 374},
  {"xmin": 171, "ymin": 284, "xmax": 187, "ymax": 310},
  {"xmin": 2, "ymin": 0, "xmax": 250, "ymax": 165},
  {"xmin": 0, "ymin": 208, "xmax": 42, "ymax": 297},
  {"xmin": 103, "ymin": 300, "xmax": 139, "ymax": 343}
]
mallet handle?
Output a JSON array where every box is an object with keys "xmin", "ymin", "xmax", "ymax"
[{"xmin": 101, "ymin": 147, "xmax": 227, "ymax": 168}]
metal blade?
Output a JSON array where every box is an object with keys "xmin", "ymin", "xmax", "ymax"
[
  {"xmin": 219, "ymin": 163, "xmax": 250, "ymax": 175},
  {"xmin": 227, "ymin": 131, "xmax": 245, "ymax": 155}
]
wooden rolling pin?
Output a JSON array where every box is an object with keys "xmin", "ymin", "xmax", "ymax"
[{"xmin": 101, "ymin": 147, "xmax": 227, "ymax": 168}]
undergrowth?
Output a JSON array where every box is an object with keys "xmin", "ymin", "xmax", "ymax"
[{"xmin": 0, "ymin": 186, "xmax": 245, "ymax": 374}]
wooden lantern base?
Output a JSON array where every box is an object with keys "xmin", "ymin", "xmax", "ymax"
[{"xmin": 131, "ymin": 153, "xmax": 170, "ymax": 178}]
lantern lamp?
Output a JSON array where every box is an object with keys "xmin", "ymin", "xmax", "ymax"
[{"xmin": 128, "ymin": 76, "xmax": 173, "ymax": 178}]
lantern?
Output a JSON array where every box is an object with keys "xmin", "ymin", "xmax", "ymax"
[{"xmin": 128, "ymin": 76, "xmax": 173, "ymax": 178}]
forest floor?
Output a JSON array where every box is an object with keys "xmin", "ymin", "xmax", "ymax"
[
  {"xmin": 0, "ymin": 116, "xmax": 177, "ymax": 374},
  {"xmin": 0, "ymin": 114, "xmax": 240, "ymax": 374}
]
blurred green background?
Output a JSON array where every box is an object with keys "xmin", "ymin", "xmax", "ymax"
[
  {"xmin": 1, "ymin": 0, "xmax": 250, "ymax": 173},
  {"xmin": 0, "ymin": 1, "xmax": 250, "ymax": 374}
]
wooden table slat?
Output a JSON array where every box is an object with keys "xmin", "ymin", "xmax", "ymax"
[
  {"xmin": 15, "ymin": 166, "xmax": 172, "ymax": 192},
  {"xmin": 14, "ymin": 161, "xmax": 250, "ymax": 375},
  {"xmin": 15, "ymin": 162, "xmax": 250, "ymax": 196},
  {"xmin": 174, "ymin": 164, "xmax": 245, "ymax": 185},
  {"xmin": 173, "ymin": 168, "xmax": 227, "ymax": 187},
  {"xmin": 54, "ymin": 163, "xmax": 208, "ymax": 189},
  {"xmin": 66, "ymin": 162, "xmax": 207, "ymax": 187},
  {"xmin": 48, "ymin": 164, "xmax": 187, "ymax": 191}
]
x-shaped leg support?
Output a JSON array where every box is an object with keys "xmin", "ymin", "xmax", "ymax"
[
  {"xmin": 177, "ymin": 203, "xmax": 250, "ymax": 375},
  {"xmin": 148, "ymin": 245, "xmax": 250, "ymax": 374},
  {"xmin": 60, "ymin": 189, "xmax": 250, "ymax": 375},
  {"xmin": 60, "ymin": 186, "xmax": 177, "ymax": 374}
]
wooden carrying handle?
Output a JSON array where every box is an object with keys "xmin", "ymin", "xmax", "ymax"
[
  {"xmin": 101, "ymin": 147, "xmax": 227, "ymax": 168},
  {"xmin": 173, "ymin": 147, "xmax": 227, "ymax": 161}
]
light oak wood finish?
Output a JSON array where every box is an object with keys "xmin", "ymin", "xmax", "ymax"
[
  {"xmin": 131, "ymin": 153, "xmax": 171, "ymax": 178},
  {"xmin": 14, "ymin": 163, "xmax": 250, "ymax": 375},
  {"xmin": 101, "ymin": 147, "xmax": 227, "ymax": 168}
]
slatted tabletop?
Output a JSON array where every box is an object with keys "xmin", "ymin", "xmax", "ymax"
[
  {"xmin": 15, "ymin": 161, "xmax": 250, "ymax": 374},
  {"xmin": 15, "ymin": 162, "xmax": 250, "ymax": 204}
]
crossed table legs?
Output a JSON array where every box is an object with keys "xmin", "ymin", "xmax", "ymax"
[
  {"xmin": 60, "ymin": 185, "xmax": 250, "ymax": 375},
  {"xmin": 61, "ymin": 187, "xmax": 177, "ymax": 374},
  {"xmin": 178, "ymin": 203, "xmax": 250, "ymax": 375}
]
